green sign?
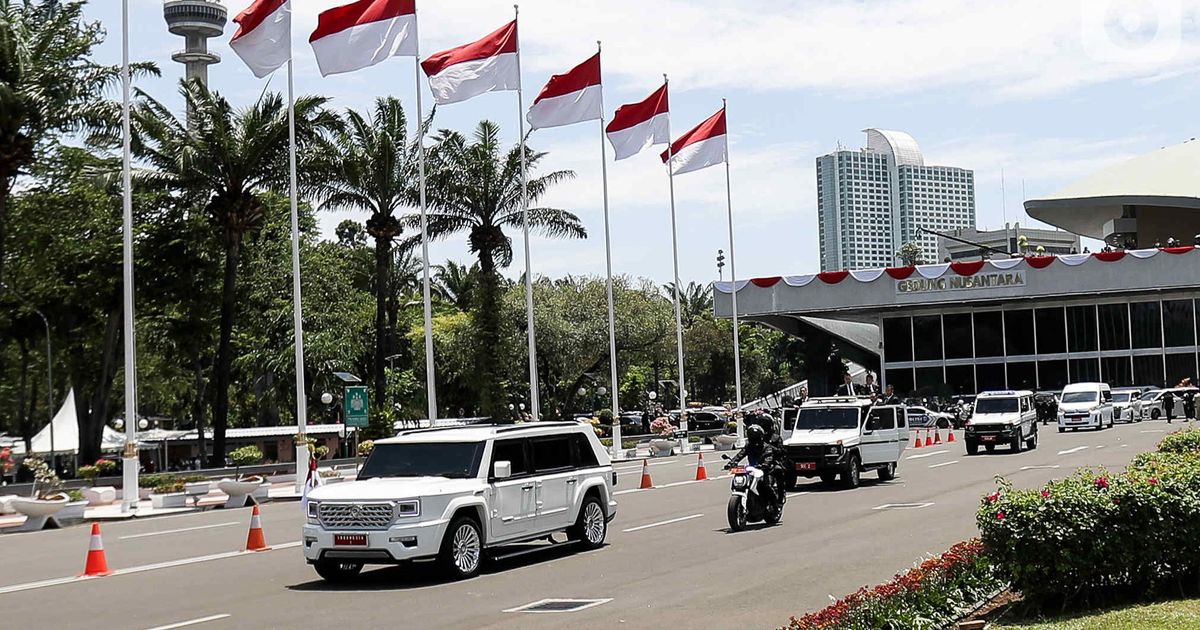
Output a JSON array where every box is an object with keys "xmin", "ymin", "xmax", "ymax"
[{"xmin": 344, "ymin": 386, "xmax": 369, "ymax": 428}]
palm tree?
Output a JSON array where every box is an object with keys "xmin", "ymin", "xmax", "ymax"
[
  {"xmin": 662, "ymin": 281, "xmax": 713, "ymax": 326},
  {"xmin": 0, "ymin": 0, "xmax": 157, "ymax": 282},
  {"xmin": 413, "ymin": 121, "xmax": 584, "ymax": 416},
  {"xmin": 311, "ymin": 97, "xmax": 427, "ymax": 408},
  {"xmin": 131, "ymin": 79, "xmax": 334, "ymax": 465},
  {"xmin": 433, "ymin": 259, "xmax": 479, "ymax": 311}
]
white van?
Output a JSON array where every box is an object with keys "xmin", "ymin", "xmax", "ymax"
[
  {"xmin": 1057, "ymin": 382, "xmax": 1114, "ymax": 432},
  {"xmin": 964, "ymin": 390, "xmax": 1038, "ymax": 454}
]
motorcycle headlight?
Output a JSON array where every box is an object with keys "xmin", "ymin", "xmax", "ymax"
[
  {"xmin": 732, "ymin": 476, "xmax": 749, "ymax": 489},
  {"xmin": 306, "ymin": 501, "xmax": 320, "ymax": 525}
]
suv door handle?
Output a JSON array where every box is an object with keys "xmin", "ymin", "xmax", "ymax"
[
  {"xmin": 567, "ymin": 479, "xmax": 578, "ymax": 484},
  {"xmin": 521, "ymin": 485, "xmax": 534, "ymax": 491}
]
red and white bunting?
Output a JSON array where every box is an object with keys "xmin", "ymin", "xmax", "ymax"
[
  {"xmin": 605, "ymin": 83, "xmax": 669, "ymax": 160},
  {"xmin": 661, "ymin": 107, "xmax": 727, "ymax": 175},
  {"xmin": 527, "ymin": 53, "xmax": 602, "ymax": 130},
  {"xmin": 421, "ymin": 21, "xmax": 518, "ymax": 105},
  {"xmin": 310, "ymin": 0, "xmax": 417, "ymax": 76},
  {"xmin": 230, "ymin": 0, "xmax": 292, "ymax": 78}
]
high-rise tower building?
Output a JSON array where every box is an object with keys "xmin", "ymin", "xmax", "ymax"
[
  {"xmin": 816, "ymin": 129, "xmax": 976, "ymax": 271},
  {"xmin": 163, "ymin": 0, "xmax": 228, "ymax": 86}
]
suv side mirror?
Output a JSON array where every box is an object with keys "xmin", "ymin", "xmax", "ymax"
[{"xmin": 493, "ymin": 461, "xmax": 512, "ymax": 479}]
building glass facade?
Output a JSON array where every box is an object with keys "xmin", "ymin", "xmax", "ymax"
[{"xmin": 882, "ymin": 297, "xmax": 1200, "ymax": 398}]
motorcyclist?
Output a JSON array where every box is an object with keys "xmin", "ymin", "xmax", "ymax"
[{"xmin": 725, "ymin": 424, "xmax": 788, "ymax": 504}]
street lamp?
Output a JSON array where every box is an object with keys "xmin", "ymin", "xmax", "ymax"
[{"xmin": 717, "ymin": 249, "xmax": 726, "ymax": 281}]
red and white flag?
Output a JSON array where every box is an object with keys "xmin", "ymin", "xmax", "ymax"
[
  {"xmin": 605, "ymin": 83, "xmax": 669, "ymax": 161},
  {"xmin": 310, "ymin": 0, "xmax": 417, "ymax": 77},
  {"xmin": 421, "ymin": 21, "xmax": 519, "ymax": 105},
  {"xmin": 230, "ymin": 0, "xmax": 292, "ymax": 78},
  {"xmin": 661, "ymin": 107, "xmax": 727, "ymax": 175},
  {"xmin": 526, "ymin": 53, "xmax": 601, "ymax": 130}
]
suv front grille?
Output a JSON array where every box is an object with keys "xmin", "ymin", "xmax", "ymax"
[
  {"xmin": 787, "ymin": 445, "xmax": 823, "ymax": 459},
  {"xmin": 318, "ymin": 502, "xmax": 394, "ymax": 530}
]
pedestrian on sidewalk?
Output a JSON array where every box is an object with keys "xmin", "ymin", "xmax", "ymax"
[
  {"xmin": 1164, "ymin": 386, "xmax": 1176, "ymax": 423},
  {"xmin": 1183, "ymin": 378, "xmax": 1196, "ymax": 420}
]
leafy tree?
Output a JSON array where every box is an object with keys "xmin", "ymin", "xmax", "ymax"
[
  {"xmin": 434, "ymin": 259, "xmax": 479, "ymax": 311},
  {"xmin": 0, "ymin": 0, "xmax": 157, "ymax": 283},
  {"xmin": 661, "ymin": 281, "xmax": 713, "ymax": 327},
  {"xmin": 312, "ymin": 97, "xmax": 428, "ymax": 411},
  {"xmin": 415, "ymin": 120, "xmax": 583, "ymax": 417},
  {"xmin": 131, "ymin": 80, "xmax": 335, "ymax": 465}
]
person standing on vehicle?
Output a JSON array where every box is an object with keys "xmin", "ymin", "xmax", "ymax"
[
  {"xmin": 836, "ymin": 374, "xmax": 861, "ymax": 396},
  {"xmin": 863, "ymin": 373, "xmax": 880, "ymax": 397},
  {"xmin": 882, "ymin": 384, "xmax": 901, "ymax": 405}
]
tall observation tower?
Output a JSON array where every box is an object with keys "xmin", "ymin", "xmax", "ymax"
[{"xmin": 163, "ymin": 0, "xmax": 228, "ymax": 86}]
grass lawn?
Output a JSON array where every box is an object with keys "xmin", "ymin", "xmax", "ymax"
[{"xmin": 994, "ymin": 598, "xmax": 1200, "ymax": 629}]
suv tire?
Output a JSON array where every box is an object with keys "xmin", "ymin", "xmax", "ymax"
[
  {"xmin": 878, "ymin": 461, "xmax": 896, "ymax": 481},
  {"xmin": 966, "ymin": 441, "xmax": 978, "ymax": 456},
  {"xmin": 1025, "ymin": 426, "xmax": 1038, "ymax": 450},
  {"xmin": 1010, "ymin": 430, "xmax": 1023, "ymax": 452},
  {"xmin": 842, "ymin": 455, "xmax": 861, "ymax": 489},
  {"xmin": 568, "ymin": 495, "xmax": 607, "ymax": 550},
  {"xmin": 313, "ymin": 559, "xmax": 364, "ymax": 583},
  {"xmin": 1152, "ymin": 409, "xmax": 1161, "ymax": 420},
  {"xmin": 439, "ymin": 516, "xmax": 483, "ymax": 580}
]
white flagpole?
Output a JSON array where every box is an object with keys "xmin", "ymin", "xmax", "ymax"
[
  {"xmin": 514, "ymin": 5, "xmax": 540, "ymax": 420},
  {"xmin": 287, "ymin": 58, "xmax": 310, "ymax": 494},
  {"xmin": 663, "ymin": 75, "xmax": 688, "ymax": 451},
  {"xmin": 597, "ymin": 43, "xmax": 620, "ymax": 459},
  {"xmin": 414, "ymin": 24, "xmax": 438, "ymax": 422},
  {"xmin": 722, "ymin": 99, "xmax": 744, "ymax": 445},
  {"xmin": 120, "ymin": 0, "xmax": 140, "ymax": 513}
]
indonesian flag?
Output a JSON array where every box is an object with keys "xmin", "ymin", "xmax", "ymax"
[
  {"xmin": 421, "ymin": 21, "xmax": 519, "ymax": 105},
  {"xmin": 230, "ymin": 0, "xmax": 292, "ymax": 79},
  {"xmin": 661, "ymin": 107, "xmax": 727, "ymax": 175},
  {"xmin": 605, "ymin": 83, "xmax": 669, "ymax": 161},
  {"xmin": 310, "ymin": 0, "xmax": 417, "ymax": 77},
  {"xmin": 526, "ymin": 53, "xmax": 602, "ymax": 130}
]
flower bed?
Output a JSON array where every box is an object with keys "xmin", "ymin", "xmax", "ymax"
[
  {"xmin": 783, "ymin": 540, "xmax": 1002, "ymax": 629},
  {"xmin": 978, "ymin": 428, "xmax": 1200, "ymax": 606}
]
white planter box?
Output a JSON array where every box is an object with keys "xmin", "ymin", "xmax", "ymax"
[
  {"xmin": 83, "ymin": 486, "xmax": 117, "ymax": 506},
  {"xmin": 649, "ymin": 439, "xmax": 675, "ymax": 457},
  {"xmin": 184, "ymin": 481, "xmax": 211, "ymax": 497},
  {"xmin": 138, "ymin": 487, "xmax": 153, "ymax": 501},
  {"xmin": 58, "ymin": 500, "xmax": 89, "ymax": 521},
  {"xmin": 713, "ymin": 435, "xmax": 739, "ymax": 451},
  {"xmin": 11, "ymin": 496, "xmax": 68, "ymax": 518},
  {"xmin": 150, "ymin": 492, "xmax": 187, "ymax": 509},
  {"xmin": 251, "ymin": 482, "xmax": 270, "ymax": 501},
  {"xmin": 320, "ymin": 476, "xmax": 345, "ymax": 485}
]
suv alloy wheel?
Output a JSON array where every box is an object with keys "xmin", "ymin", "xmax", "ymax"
[
  {"xmin": 842, "ymin": 455, "xmax": 861, "ymax": 489},
  {"xmin": 569, "ymin": 495, "xmax": 607, "ymax": 550},
  {"xmin": 878, "ymin": 461, "xmax": 896, "ymax": 481},
  {"xmin": 439, "ymin": 516, "xmax": 483, "ymax": 580}
]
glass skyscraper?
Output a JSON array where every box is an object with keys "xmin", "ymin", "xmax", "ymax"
[{"xmin": 817, "ymin": 129, "xmax": 976, "ymax": 271}]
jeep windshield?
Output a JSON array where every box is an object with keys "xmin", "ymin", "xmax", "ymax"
[
  {"xmin": 358, "ymin": 442, "xmax": 485, "ymax": 480},
  {"xmin": 974, "ymin": 398, "xmax": 1018, "ymax": 414},
  {"xmin": 1062, "ymin": 391, "xmax": 1098, "ymax": 404},
  {"xmin": 794, "ymin": 407, "xmax": 859, "ymax": 430}
]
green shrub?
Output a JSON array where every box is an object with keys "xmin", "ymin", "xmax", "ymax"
[
  {"xmin": 785, "ymin": 540, "xmax": 1001, "ymax": 629},
  {"xmin": 357, "ymin": 440, "xmax": 375, "ymax": 457},
  {"xmin": 153, "ymin": 479, "xmax": 186, "ymax": 494},
  {"xmin": 979, "ymin": 430, "xmax": 1200, "ymax": 605},
  {"xmin": 139, "ymin": 473, "xmax": 177, "ymax": 489},
  {"xmin": 181, "ymin": 475, "xmax": 209, "ymax": 483},
  {"xmin": 77, "ymin": 465, "xmax": 100, "ymax": 481},
  {"xmin": 230, "ymin": 445, "xmax": 263, "ymax": 468},
  {"xmin": 67, "ymin": 489, "xmax": 84, "ymax": 502},
  {"xmin": 1156, "ymin": 428, "xmax": 1200, "ymax": 454}
]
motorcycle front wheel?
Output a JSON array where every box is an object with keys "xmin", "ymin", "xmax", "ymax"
[
  {"xmin": 764, "ymin": 500, "xmax": 783, "ymax": 525},
  {"xmin": 727, "ymin": 496, "xmax": 747, "ymax": 531}
]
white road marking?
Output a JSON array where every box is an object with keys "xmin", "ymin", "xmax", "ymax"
[
  {"xmin": 622, "ymin": 514, "xmax": 704, "ymax": 533},
  {"xmin": 614, "ymin": 461, "xmax": 677, "ymax": 472},
  {"xmin": 872, "ymin": 502, "xmax": 934, "ymax": 510},
  {"xmin": 120, "ymin": 522, "xmax": 239, "ymax": 540},
  {"xmin": 1020, "ymin": 465, "xmax": 1061, "ymax": 471},
  {"xmin": 0, "ymin": 575, "xmax": 89, "ymax": 595},
  {"xmin": 787, "ymin": 491, "xmax": 809, "ymax": 499},
  {"xmin": 503, "ymin": 598, "xmax": 613, "ymax": 614},
  {"xmin": 144, "ymin": 614, "xmax": 231, "ymax": 630},
  {"xmin": 1096, "ymin": 445, "xmax": 1106, "ymax": 449},
  {"xmin": 929, "ymin": 460, "xmax": 959, "ymax": 469},
  {"xmin": 906, "ymin": 450, "xmax": 949, "ymax": 460},
  {"xmin": 613, "ymin": 488, "xmax": 644, "ymax": 496},
  {"xmin": 1121, "ymin": 444, "xmax": 1130, "ymax": 448},
  {"xmin": 1140, "ymin": 430, "xmax": 1166, "ymax": 434},
  {"xmin": 1057, "ymin": 446, "xmax": 1089, "ymax": 455}
]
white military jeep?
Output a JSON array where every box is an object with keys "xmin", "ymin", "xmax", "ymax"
[
  {"xmin": 782, "ymin": 397, "xmax": 908, "ymax": 489},
  {"xmin": 303, "ymin": 422, "xmax": 617, "ymax": 581}
]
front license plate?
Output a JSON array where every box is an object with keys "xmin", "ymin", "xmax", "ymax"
[
  {"xmin": 334, "ymin": 534, "xmax": 367, "ymax": 546},
  {"xmin": 795, "ymin": 462, "xmax": 817, "ymax": 471},
  {"xmin": 980, "ymin": 435, "xmax": 996, "ymax": 442}
]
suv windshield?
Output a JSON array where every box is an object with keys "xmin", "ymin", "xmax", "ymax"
[
  {"xmin": 1062, "ymin": 391, "xmax": 1098, "ymax": 404},
  {"xmin": 794, "ymin": 407, "xmax": 859, "ymax": 430},
  {"xmin": 975, "ymin": 398, "xmax": 1018, "ymax": 414},
  {"xmin": 359, "ymin": 442, "xmax": 485, "ymax": 479}
]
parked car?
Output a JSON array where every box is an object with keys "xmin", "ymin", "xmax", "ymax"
[
  {"xmin": 303, "ymin": 422, "xmax": 617, "ymax": 581},
  {"xmin": 905, "ymin": 406, "xmax": 955, "ymax": 429},
  {"xmin": 1111, "ymin": 387, "xmax": 1142, "ymax": 423},
  {"xmin": 964, "ymin": 390, "xmax": 1038, "ymax": 454},
  {"xmin": 1057, "ymin": 382, "xmax": 1114, "ymax": 431},
  {"xmin": 1139, "ymin": 387, "xmax": 1200, "ymax": 422},
  {"xmin": 668, "ymin": 409, "xmax": 728, "ymax": 431}
]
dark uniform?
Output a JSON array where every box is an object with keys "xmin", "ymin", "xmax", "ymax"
[{"xmin": 726, "ymin": 425, "xmax": 788, "ymax": 503}]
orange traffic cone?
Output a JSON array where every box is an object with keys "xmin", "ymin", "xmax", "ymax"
[
  {"xmin": 80, "ymin": 522, "xmax": 113, "ymax": 577},
  {"xmin": 947, "ymin": 429, "xmax": 956, "ymax": 443},
  {"xmin": 695, "ymin": 453, "xmax": 709, "ymax": 481},
  {"xmin": 924, "ymin": 430, "xmax": 933, "ymax": 447},
  {"xmin": 934, "ymin": 429, "xmax": 943, "ymax": 445},
  {"xmin": 913, "ymin": 430, "xmax": 923, "ymax": 448},
  {"xmin": 245, "ymin": 504, "xmax": 269, "ymax": 552},
  {"xmin": 639, "ymin": 459, "xmax": 654, "ymax": 489}
]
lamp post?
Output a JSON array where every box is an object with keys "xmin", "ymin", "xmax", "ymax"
[{"xmin": 717, "ymin": 249, "xmax": 725, "ymax": 282}]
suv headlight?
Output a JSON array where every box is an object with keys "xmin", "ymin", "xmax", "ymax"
[
  {"xmin": 306, "ymin": 500, "xmax": 320, "ymax": 525},
  {"xmin": 825, "ymin": 444, "xmax": 842, "ymax": 456},
  {"xmin": 394, "ymin": 499, "xmax": 420, "ymax": 520}
]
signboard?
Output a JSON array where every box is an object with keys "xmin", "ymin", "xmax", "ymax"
[
  {"xmin": 344, "ymin": 386, "xmax": 369, "ymax": 428},
  {"xmin": 895, "ymin": 271, "xmax": 1025, "ymax": 295}
]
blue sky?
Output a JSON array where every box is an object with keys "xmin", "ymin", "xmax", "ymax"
[{"xmin": 90, "ymin": 0, "xmax": 1200, "ymax": 285}]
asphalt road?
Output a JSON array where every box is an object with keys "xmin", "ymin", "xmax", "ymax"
[{"xmin": 0, "ymin": 420, "xmax": 1176, "ymax": 630}]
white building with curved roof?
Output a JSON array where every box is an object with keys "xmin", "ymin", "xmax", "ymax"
[
  {"xmin": 817, "ymin": 129, "xmax": 975, "ymax": 271},
  {"xmin": 1025, "ymin": 138, "xmax": 1200, "ymax": 247}
]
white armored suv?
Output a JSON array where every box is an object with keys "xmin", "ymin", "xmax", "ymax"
[
  {"xmin": 964, "ymin": 390, "xmax": 1038, "ymax": 455},
  {"xmin": 782, "ymin": 397, "xmax": 908, "ymax": 489},
  {"xmin": 303, "ymin": 422, "xmax": 617, "ymax": 581}
]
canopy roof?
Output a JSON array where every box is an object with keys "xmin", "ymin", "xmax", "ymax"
[{"xmin": 29, "ymin": 389, "xmax": 128, "ymax": 455}]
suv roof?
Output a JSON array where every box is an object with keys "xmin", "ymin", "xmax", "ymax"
[
  {"xmin": 802, "ymin": 396, "xmax": 896, "ymax": 408},
  {"xmin": 379, "ymin": 422, "xmax": 588, "ymax": 444},
  {"xmin": 977, "ymin": 390, "xmax": 1034, "ymax": 398}
]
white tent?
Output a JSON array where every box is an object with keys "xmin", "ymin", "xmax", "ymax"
[{"xmin": 29, "ymin": 389, "xmax": 126, "ymax": 455}]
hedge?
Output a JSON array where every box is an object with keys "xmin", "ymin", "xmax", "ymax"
[
  {"xmin": 978, "ymin": 428, "xmax": 1200, "ymax": 605},
  {"xmin": 783, "ymin": 540, "xmax": 1002, "ymax": 630}
]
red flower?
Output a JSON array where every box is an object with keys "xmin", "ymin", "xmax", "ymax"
[
  {"xmin": 1040, "ymin": 489, "xmax": 1050, "ymax": 498},
  {"xmin": 1149, "ymin": 477, "xmax": 1159, "ymax": 485},
  {"xmin": 996, "ymin": 511, "xmax": 1006, "ymax": 520},
  {"xmin": 985, "ymin": 492, "xmax": 1000, "ymax": 503},
  {"xmin": 1094, "ymin": 476, "xmax": 1110, "ymax": 489}
]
